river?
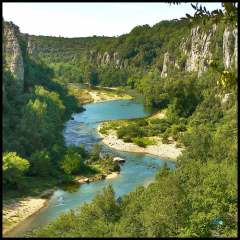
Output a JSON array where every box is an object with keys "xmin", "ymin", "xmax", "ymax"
[{"xmin": 7, "ymin": 86, "xmax": 176, "ymax": 238}]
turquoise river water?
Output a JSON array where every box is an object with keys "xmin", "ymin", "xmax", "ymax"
[{"xmin": 5, "ymin": 86, "xmax": 176, "ymax": 238}]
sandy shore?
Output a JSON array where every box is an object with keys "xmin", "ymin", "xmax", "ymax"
[
  {"xmin": 86, "ymin": 90, "xmax": 132, "ymax": 103},
  {"xmin": 105, "ymin": 172, "xmax": 119, "ymax": 180},
  {"xmin": 97, "ymin": 114, "xmax": 184, "ymax": 160},
  {"xmin": 2, "ymin": 189, "xmax": 55, "ymax": 236}
]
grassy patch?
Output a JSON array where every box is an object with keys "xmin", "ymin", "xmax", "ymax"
[{"xmin": 133, "ymin": 137, "xmax": 156, "ymax": 147}]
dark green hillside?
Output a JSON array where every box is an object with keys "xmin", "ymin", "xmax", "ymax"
[
  {"xmin": 31, "ymin": 17, "xmax": 235, "ymax": 95},
  {"xmin": 31, "ymin": 35, "xmax": 115, "ymax": 64},
  {"xmin": 32, "ymin": 20, "xmax": 196, "ymax": 86}
]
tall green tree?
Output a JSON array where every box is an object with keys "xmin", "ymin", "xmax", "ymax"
[
  {"xmin": 2, "ymin": 152, "xmax": 30, "ymax": 189},
  {"xmin": 20, "ymin": 98, "xmax": 47, "ymax": 156}
]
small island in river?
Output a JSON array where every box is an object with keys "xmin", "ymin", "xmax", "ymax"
[{"xmin": 97, "ymin": 112, "xmax": 184, "ymax": 160}]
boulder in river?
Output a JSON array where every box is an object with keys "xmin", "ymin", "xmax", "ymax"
[
  {"xmin": 84, "ymin": 178, "xmax": 89, "ymax": 183},
  {"xmin": 113, "ymin": 157, "xmax": 125, "ymax": 163}
]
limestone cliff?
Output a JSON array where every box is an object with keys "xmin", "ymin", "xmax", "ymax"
[
  {"xmin": 3, "ymin": 21, "xmax": 24, "ymax": 87},
  {"xmin": 101, "ymin": 52, "xmax": 111, "ymax": 65},
  {"xmin": 82, "ymin": 23, "xmax": 237, "ymax": 78},
  {"xmin": 223, "ymin": 26, "xmax": 238, "ymax": 69},
  {"xmin": 161, "ymin": 51, "xmax": 179, "ymax": 78},
  {"xmin": 3, "ymin": 21, "xmax": 38, "ymax": 91},
  {"xmin": 27, "ymin": 36, "xmax": 38, "ymax": 59},
  {"xmin": 84, "ymin": 50, "xmax": 121, "ymax": 69},
  {"xmin": 161, "ymin": 24, "xmax": 238, "ymax": 78}
]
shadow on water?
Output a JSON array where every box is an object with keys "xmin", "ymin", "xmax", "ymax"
[{"xmin": 58, "ymin": 182, "xmax": 81, "ymax": 193}]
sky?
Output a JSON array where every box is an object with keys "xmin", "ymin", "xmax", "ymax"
[{"xmin": 2, "ymin": 2, "xmax": 224, "ymax": 38}]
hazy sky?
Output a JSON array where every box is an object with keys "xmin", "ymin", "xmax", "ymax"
[{"xmin": 3, "ymin": 2, "xmax": 223, "ymax": 38}]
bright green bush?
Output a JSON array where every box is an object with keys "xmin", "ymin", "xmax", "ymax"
[
  {"xmin": 3, "ymin": 152, "xmax": 30, "ymax": 189},
  {"xmin": 117, "ymin": 124, "xmax": 146, "ymax": 139},
  {"xmin": 99, "ymin": 126, "xmax": 109, "ymax": 134},
  {"xmin": 133, "ymin": 138, "xmax": 146, "ymax": 147},
  {"xmin": 171, "ymin": 125, "xmax": 180, "ymax": 136},
  {"xmin": 133, "ymin": 137, "xmax": 155, "ymax": 147},
  {"xmin": 175, "ymin": 143, "xmax": 182, "ymax": 148},
  {"xmin": 60, "ymin": 152, "xmax": 83, "ymax": 175}
]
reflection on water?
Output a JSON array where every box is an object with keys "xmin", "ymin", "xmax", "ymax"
[{"xmin": 58, "ymin": 182, "xmax": 81, "ymax": 193}]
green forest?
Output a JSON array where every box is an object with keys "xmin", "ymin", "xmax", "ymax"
[{"xmin": 2, "ymin": 2, "xmax": 238, "ymax": 238}]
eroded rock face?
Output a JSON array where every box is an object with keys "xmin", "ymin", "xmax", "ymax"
[
  {"xmin": 27, "ymin": 36, "xmax": 38, "ymax": 58},
  {"xmin": 116, "ymin": 59, "xmax": 121, "ymax": 69},
  {"xmin": 161, "ymin": 51, "xmax": 179, "ymax": 78},
  {"xmin": 223, "ymin": 26, "xmax": 238, "ymax": 69},
  {"xmin": 84, "ymin": 50, "xmax": 122, "ymax": 69},
  {"xmin": 185, "ymin": 25, "xmax": 213, "ymax": 77},
  {"xmin": 82, "ymin": 24, "xmax": 238, "ymax": 76},
  {"xmin": 233, "ymin": 28, "xmax": 238, "ymax": 68},
  {"xmin": 164, "ymin": 23, "xmax": 238, "ymax": 78},
  {"xmin": 3, "ymin": 21, "xmax": 24, "ymax": 87},
  {"xmin": 101, "ymin": 52, "xmax": 110, "ymax": 65},
  {"xmin": 161, "ymin": 52, "xmax": 169, "ymax": 78},
  {"xmin": 113, "ymin": 52, "xmax": 119, "ymax": 61}
]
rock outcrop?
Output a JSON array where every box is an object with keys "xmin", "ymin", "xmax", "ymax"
[
  {"xmin": 113, "ymin": 157, "xmax": 125, "ymax": 163},
  {"xmin": 3, "ymin": 21, "xmax": 38, "ymax": 91},
  {"xmin": 101, "ymin": 52, "xmax": 111, "ymax": 65},
  {"xmin": 27, "ymin": 36, "xmax": 38, "ymax": 58},
  {"xmin": 182, "ymin": 25, "xmax": 214, "ymax": 77},
  {"xmin": 161, "ymin": 24, "xmax": 238, "ymax": 78},
  {"xmin": 3, "ymin": 21, "xmax": 24, "ymax": 88},
  {"xmin": 232, "ymin": 28, "xmax": 238, "ymax": 68},
  {"xmin": 161, "ymin": 51, "xmax": 179, "ymax": 78},
  {"xmin": 223, "ymin": 26, "xmax": 238, "ymax": 69},
  {"xmin": 84, "ymin": 50, "xmax": 121, "ymax": 69}
]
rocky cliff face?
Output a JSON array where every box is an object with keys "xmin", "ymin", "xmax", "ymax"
[
  {"xmin": 161, "ymin": 24, "xmax": 238, "ymax": 78},
  {"xmin": 83, "ymin": 24, "xmax": 237, "ymax": 78},
  {"xmin": 3, "ymin": 21, "xmax": 24, "ymax": 87},
  {"xmin": 84, "ymin": 50, "xmax": 121, "ymax": 69},
  {"xmin": 223, "ymin": 26, "xmax": 238, "ymax": 69},
  {"xmin": 161, "ymin": 51, "xmax": 179, "ymax": 78},
  {"xmin": 3, "ymin": 21, "xmax": 38, "ymax": 91},
  {"xmin": 27, "ymin": 36, "xmax": 38, "ymax": 59}
]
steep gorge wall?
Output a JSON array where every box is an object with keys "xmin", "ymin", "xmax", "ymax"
[
  {"xmin": 83, "ymin": 24, "xmax": 238, "ymax": 78},
  {"xmin": 3, "ymin": 21, "xmax": 38, "ymax": 91},
  {"xmin": 162, "ymin": 24, "xmax": 238, "ymax": 78},
  {"xmin": 223, "ymin": 26, "xmax": 238, "ymax": 69},
  {"xmin": 3, "ymin": 21, "xmax": 24, "ymax": 87}
]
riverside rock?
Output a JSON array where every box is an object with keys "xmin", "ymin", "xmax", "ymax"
[
  {"xmin": 113, "ymin": 157, "xmax": 125, "ymax": 163},
  {"xmin": 84, "ymin": 178, "xmax": 89, "ymax": 183}
]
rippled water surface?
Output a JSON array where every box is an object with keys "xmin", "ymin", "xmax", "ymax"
[{"xmin": 7, "ymin": 87, "xmax": 176, "ymax": 238}]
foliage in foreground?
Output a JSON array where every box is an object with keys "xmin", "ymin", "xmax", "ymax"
[{"xmin": 26, "ymin": 85, "xmax": 238, "ymax": 237}]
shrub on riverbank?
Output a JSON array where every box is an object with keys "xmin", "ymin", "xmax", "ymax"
[
  {"xmin": 117, "ymin": 124, "xmax": 147, "ymax": 139},
  {"xmin": 133, "ymin": 138, "xmax": 155, "ymax": 147}
]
